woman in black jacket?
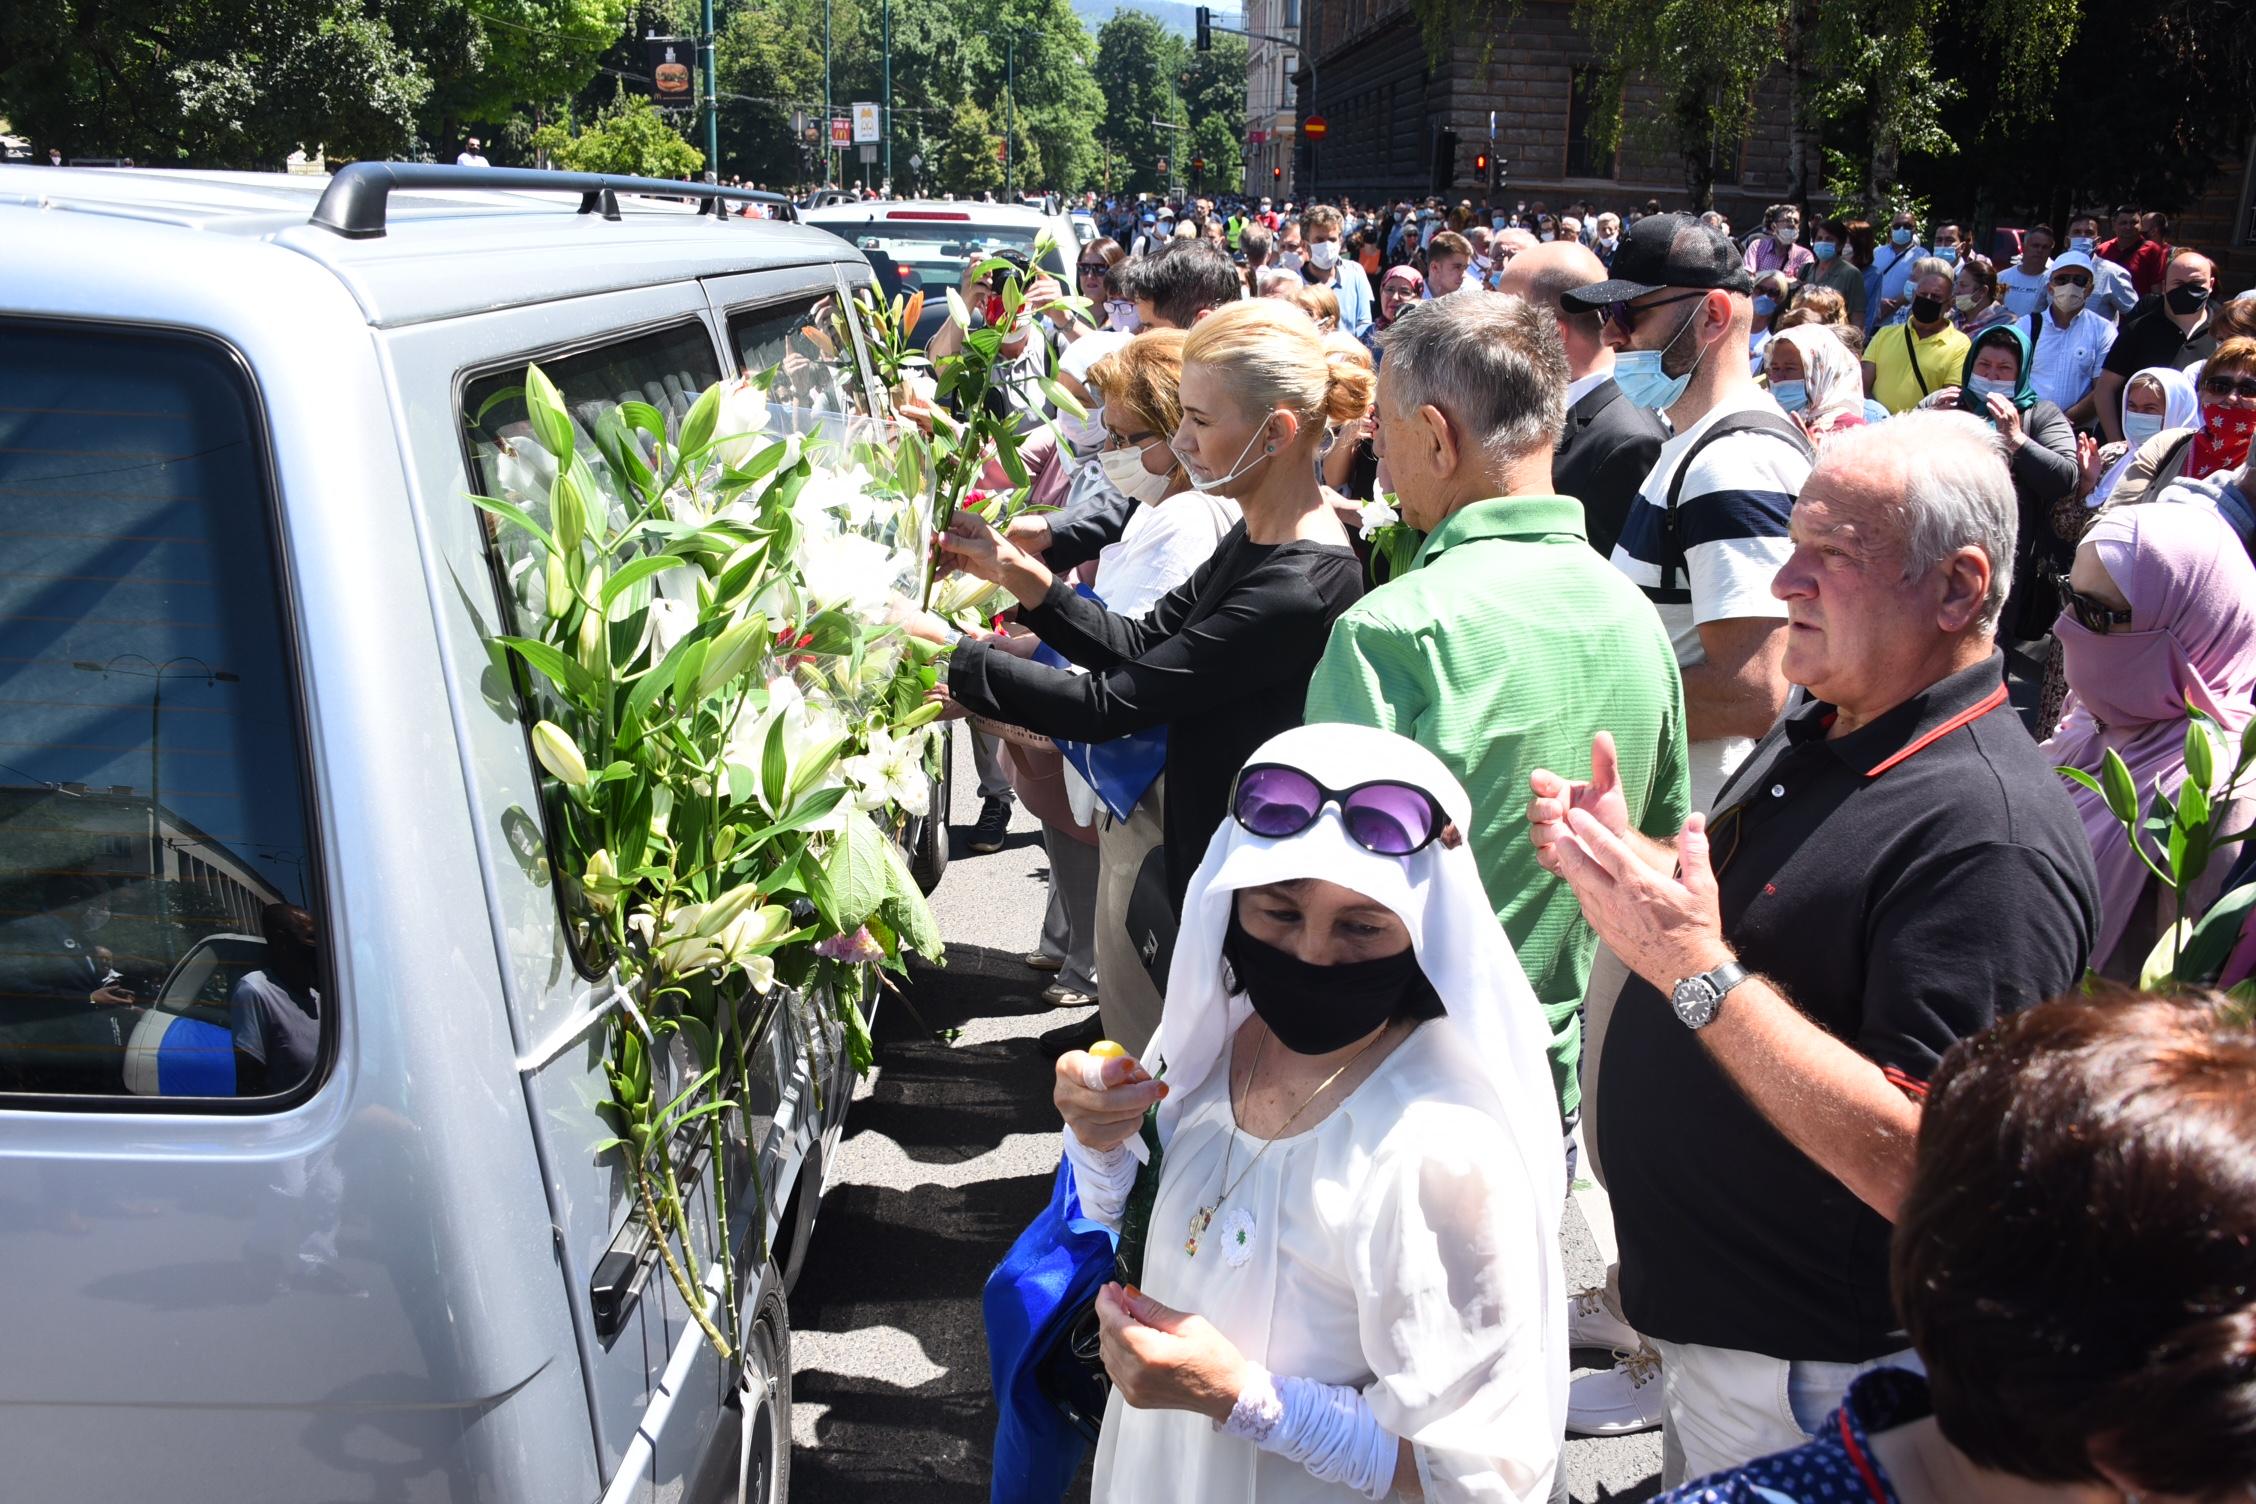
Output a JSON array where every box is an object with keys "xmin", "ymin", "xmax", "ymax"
[{"xmin": 938, "ymin": 301, "xmax": 1368, "ymax": 910}]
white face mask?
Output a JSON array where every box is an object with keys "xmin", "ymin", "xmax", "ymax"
[
  {"xmin": 1774, "ymin": 225, "xmax": 1799, "ymax": 246},
  {"xmin": 1100, "ymin": 439, "xmax": 1174, "ymax": 503},
  {"xmin": 1308, "ymin": 239, "xmax": 1339, "ymax": 270},
  {"xmin": 1170, "ymin": 415, "xmax": 1276, "ymax": 494},
  {"xmin": 2050, "ymin": 283, "xmax": 2090, "ymax": 315},
  {"xmin": 1278, "ymin": 250, "xmax": 1304, "ymax": 273}
]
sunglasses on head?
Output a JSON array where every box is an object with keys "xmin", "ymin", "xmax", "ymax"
[
  {"xmin": 1605, "ymin": 289, "xmax": 1706, "ymax": 335},
  {"xmin": 2200, "ymin": 373, "xmax": 2256, "ymax": 400},
  {"xmin": 1230, "ymin": 764, "xmax": 1455, "ymax": 856},
  {"xmin": 2061, "ymin": 580, "xmax": 2134, "ymax": 633}
]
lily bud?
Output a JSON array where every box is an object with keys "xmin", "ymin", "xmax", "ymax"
[{"xmin": 532, "ymin": 721, "xmax": 591, "ymax": 787}]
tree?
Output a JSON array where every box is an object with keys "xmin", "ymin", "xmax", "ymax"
[
  {"xmin": 937, "ymin": 98, "xmax": 1005, "ymax": 194},
  {"xmin": 0, "ymin": 0, "xmax": 439, "ymax": 168},
  {"xmin": 534, "ymin": 87, "xmax": 703, "ymax": 178},
  {"xmin": 423, "ymin": 0, "xmax": 637, "ymax": 148},
  {"xmin": 1090, "ymin": 10, "xmax": 1180, "ymax": 195},
  {"xmin": 1184, "ymin": 32, "xmax": 1246, "ymax": 191}
]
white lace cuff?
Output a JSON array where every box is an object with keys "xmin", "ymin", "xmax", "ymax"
[
  {"xmin": 1221, "ymin": 1363, "xmax": 1396, "ymax": 1499},
  {"xmin": 1060, "ymin": 1127, "xmax": 1137, "ymax": 1229}
]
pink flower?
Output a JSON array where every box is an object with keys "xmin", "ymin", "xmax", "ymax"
[{"xmin": 815, "ymin": 926, "xmax": 885, "ymax": 964}]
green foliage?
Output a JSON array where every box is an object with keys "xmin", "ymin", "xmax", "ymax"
[
  {"xmin": 1090, "ymin": 9, "xmax": 1184, "ymax": 195},
  {"xmin": 937, "ymin": 99, "xmax": 1006, "ymax": 194},
  {"xmin": 534, "ymin": 88, "xmax": 703, "ymax": 179}
]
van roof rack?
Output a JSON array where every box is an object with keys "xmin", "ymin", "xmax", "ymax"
[{"xmin": 309, "ymin": 161, "xmax": 796, "ymax": 240}]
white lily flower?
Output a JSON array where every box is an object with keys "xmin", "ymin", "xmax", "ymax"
[
  {"xmin": 840, "ymin": 724, "xmax": 931, "ymax": 817},
  {"xmin": 796, "ymin": 528, "xmax": 900, "ymax": 617},
  {"xmin": 737, "ymin": 952, "xmax": 777, "ymax": 995},
  {"xmin": 1356, "ymin": 498, "xmax": 1400, "ymax": 540},
  {"xmin": 495, "ymin": 434, "xmax": 558, "ymax": 505},
  {"xmin": 712, "ymin": 375, "xmax": 774, "ymax": 469}
]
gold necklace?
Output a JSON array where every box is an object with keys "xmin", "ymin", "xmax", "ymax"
[{"xmin": 1185, "ymin": 1022, "xmax": 1392, "ymax": 1258}]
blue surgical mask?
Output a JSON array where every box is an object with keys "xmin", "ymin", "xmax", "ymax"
[
  {"xmin": 1753, "ymin": 295, "xmax": 1778, "ymax": 317},
  {"xmin": 1935, "ymin": 246, "xmax": 1958, "ymax": 266},
  {"xmin": 1771, "ymin": 379, "xmax": 1809, "ymax": 413},
  {"xmin": 1613, "ymin": 349, "xmax": 1691, "ymax": 412},
  {"xmin": 1890, "ymin": 226, "xmax": 1915, "ymax": 247},
  {"xmin": 2123, "ymin": 411, "xmax": 2166, "ymax": 444},
  {"xmin": 2069, "ymin": 236, "xmax": 2095, "ymax": 254},
  {"xmin": 1813, "ymin": 240, "xmax": 1838, "ymax": 261},
  {"xmin": 1968, "ymin": 375, "xmax": 2016, "ymax": 403}
]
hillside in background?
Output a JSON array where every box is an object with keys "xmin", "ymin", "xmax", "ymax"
[{"xmin": 1072, "ymin": 0, "xmax": 1202, "ymax": 37}]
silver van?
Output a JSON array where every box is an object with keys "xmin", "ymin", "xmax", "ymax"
[{"xmin": 0, "ymin": 163, "xmax": 938, "ymax": 1503}]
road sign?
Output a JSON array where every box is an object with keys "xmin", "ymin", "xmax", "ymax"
[
  {"xmin": 909, "ymin": 153, "xmax": 924, "ymax": 171},
  {"xmin": 1303, "ymin": 114, "xmax": 1328, "ymax": 141},
  {"xmin": 859, "ymin": 144, "xmax": 878, "ymax": 163},
  {"xmin": 831, "ymin": 116, "xmax": 851, "ymax": 148},
  {"xmin": 852, "ymin": 102, "xmax": 881, "ymax": 144}
]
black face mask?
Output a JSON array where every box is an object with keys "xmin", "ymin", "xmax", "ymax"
[
  {"xmin": 1222, "ymin": 908, "xmax": 1440, "ymax": 1055},
  {"xmin": 2167, "ymin": 283, "xmax": 2211, "ymax": 315},
  {"xmin": 1911, "ymin": 294, "xmax": 1946, "ymax": 325}
]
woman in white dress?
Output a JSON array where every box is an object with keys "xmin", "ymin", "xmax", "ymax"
[{"xmin": 1055, "ymin": 723, "xmax": 1568, "ymax": 1502}]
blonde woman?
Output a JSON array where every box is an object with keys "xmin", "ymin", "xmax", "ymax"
[{"xmin": 940, "ymin": 301, "xmax": 1369, "ymax": 922}]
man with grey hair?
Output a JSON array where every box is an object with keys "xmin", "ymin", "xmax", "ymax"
[
  {"xmin": 1528, "ymin": 410, "xmax": 2099, "ymax": 1487},
  {"xmin": 1306, "ymin": 291, "xmax": 1692, "ymax": 1177}
]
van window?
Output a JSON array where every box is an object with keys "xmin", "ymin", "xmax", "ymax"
[
  {"xmin": 726, "ymin": 292, "xmax": 883, "ymax": 434},
  {"xmin": 460, "ymin": 320, "xmax": 725, "ymax": 972},
  {"xmin": 0, "ymin": 321, "xmax": 323, "ymax": 1104}
]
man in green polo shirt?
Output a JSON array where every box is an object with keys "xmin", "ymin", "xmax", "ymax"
[{"xmin": 1306, "ymin": 293, "xmax": 1691, "ymax": 1132}]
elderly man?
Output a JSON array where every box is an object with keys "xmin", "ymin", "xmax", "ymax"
[
  {"xmin": 1529, "ymin": 412, "xmax": 2099, "ymax": 1487},
  {"xmin": 1499, "ymin": 240, "xmax": 1668, "ymax": 559},
  {"xmin": 1305, "ymin": 292, "xmax": 1689, "ymax": 1161},
  {"xmin": 2021, "ymin": 248, "xmax": 2116, "ymax": 421}
]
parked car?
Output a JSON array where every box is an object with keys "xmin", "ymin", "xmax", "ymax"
[
  {"xmin": 801, "ymin": 198, "xmax": 1077, "ymax": 350},
  {"xmin": 0, "ymin": 162, "xmax": 941, "ymax": 1504}
]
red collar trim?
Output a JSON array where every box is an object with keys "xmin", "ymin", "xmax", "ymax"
[
  {"xmin": 1863, "ymin": 682, "xmax": 2009, "ymax": 778},
  {"xmin": 1839, "ymin": 1403, "xmax": 1892, "ymax": 1504}
]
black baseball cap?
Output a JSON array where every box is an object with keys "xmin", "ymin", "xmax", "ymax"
[{"xmin": 1560, "ymin": 212, "xmax": 1753, "ymax": 310}]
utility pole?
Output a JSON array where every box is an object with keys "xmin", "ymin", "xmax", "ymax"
[
  {"xmin": 824, "ymin": 0, "xmax": 833, "ymax": 186},
  {"xmin": 700, "ymin": 0, "xmax": 718, "ymax": 176},
  {"xmin": 1005, "ymin": 33, "xmax": 1016, "ymax": 202},
  {"xmin": 883, "ymin": 0, "xmax": 893, "ymax": 189}
]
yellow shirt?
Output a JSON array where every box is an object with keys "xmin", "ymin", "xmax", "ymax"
[{"xmin": 1868, "ymin": 320, "xmax": 1970, "ymax": 414}]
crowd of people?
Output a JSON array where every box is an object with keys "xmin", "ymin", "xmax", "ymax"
[{"xmin": 927, "ymin": 187, "xmax": 2256, "ymax": 1504}]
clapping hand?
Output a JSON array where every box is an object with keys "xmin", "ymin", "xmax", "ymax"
[{"xmin": 1527, "ymin": 731, "xmax": 1633, "ymax": 879}]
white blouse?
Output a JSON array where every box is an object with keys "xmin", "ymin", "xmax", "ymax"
[{"xmin": 1089, "ymin": 1022, "xmax": 1559, "ymax": 1503}]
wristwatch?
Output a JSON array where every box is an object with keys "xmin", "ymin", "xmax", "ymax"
[{"xmin": 1670, "ymin": 961, "xmax": 1749, "ymax": 1031}]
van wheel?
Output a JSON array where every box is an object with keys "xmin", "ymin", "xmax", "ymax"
[{"xmin": 735, "ymin": 1263, "xmax": 791, "ymax": 1504}]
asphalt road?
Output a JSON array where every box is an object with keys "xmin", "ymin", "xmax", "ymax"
[{"xmin": 786, "ymin": 729, "xmax": 1664, "ymax": 1502}]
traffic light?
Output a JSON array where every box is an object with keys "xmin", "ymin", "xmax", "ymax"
[
  {"xmin": 1473, "ymin": 150, "xmax": 1490, "ymax": 180},
  {"xmin": 1195, "ymin": 6, "xmax": 1211, "ymax": 50},
  {"xmin": 1431, "ymin": 129, "xmax": 1458, "ymax": 193},
  {"xmin": 1273, "ymin": 166, "xmax": 1282, "ymax": 184}
]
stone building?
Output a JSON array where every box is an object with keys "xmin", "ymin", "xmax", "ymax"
[
  {"xmin": 1242, "ymin": 0, "xmax": 1303, "ymax": 198},
  {"xmin": 1287, "ymin": 0, "xmax": 1807, "ymax": 224}
]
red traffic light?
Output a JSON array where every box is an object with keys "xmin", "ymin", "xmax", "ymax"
[
  {"xmin": 1474, "ymin": 151, "xmax": 1491, "ymax": 175},
  {"xmin": 1193, "ymin": 157, "xmax": 1205, "ymax": 172},
  {"xmin": 1272, "ymin": 166, "xmax": 1282, "ymax": 181}
]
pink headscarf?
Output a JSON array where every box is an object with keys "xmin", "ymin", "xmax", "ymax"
[{"xmin": 2043, "ymin": 504, "xmax": 2256, "ymax": 969}]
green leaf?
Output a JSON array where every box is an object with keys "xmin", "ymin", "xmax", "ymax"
[
  {"xmin": 2139, "ymin": 919, "xmax": 2196, "ymax": 990},
  {"xmin": 2239, "ymin": 714, "xmax": 2256, "ymax": 776},
  {"xmin": 878, "ymin": 856, "xmax": 945, "ymax": 962},
  {"xmin": 2187, "ymin": 718, "xmax": 2218, "ymax": 792},
  {"xmin": 760, "ymin": 707, "xmax": 790, "ymax": 813},
  {"xmin": 678, "ymin": 382, "xmax": 722, "ymax": 467},
  {"xmin": 599, "ymin": 552, "xmax": 690, "ymax": 611},
  {"xmin": 2099, "ymin": 748, "xmax": 2140, "ymax": 826},
  {"xmin": 496, "ymin": 635, "xmax": 596, "ymax": 703},
  {"xmin": 2056, "ymin": 765, "xmax": 2107, "ymax": 801},
  {"xmin": 827, "ymin": 809, "xmax": 892, "ymax": 930},
  {"xmin": 1037, "ymin": 376, "xmax": 1088, "ymax": 422},
  {"xmin": 995, "ymin": 436, "xmax": 1029, "ymax": 489},
  {"xmin": 671, "ymin": 637, "xmax": 712, "ymax": 707},
  {"xmin": 524, "ymin": 364, "xmax": 576, "ymax": 460},
  {"xmin": 469, "ymin": 493, "xmax": 562, "ymax": 557},
  {"xmin": 2179, "ymin": 777, "xmax": 2212, "ymax": 834}
]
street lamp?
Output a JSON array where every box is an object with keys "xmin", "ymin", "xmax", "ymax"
[{"xmin": 72, "ymin": 656, "xmax": 240, "ymax": 897}]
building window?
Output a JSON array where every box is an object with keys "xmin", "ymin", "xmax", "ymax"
[
  {"xmin": 1283, "ymin": 0, "xmax": 1300, "ymax": 25},
  {"xmin": 1566, "ymin": 67, "xmax": 1617, "ymax": 180}
]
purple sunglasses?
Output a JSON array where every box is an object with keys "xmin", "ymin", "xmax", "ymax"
[{"xmin": 1230, "ymin": 764, "xmax": 1453, "ymax": 856}]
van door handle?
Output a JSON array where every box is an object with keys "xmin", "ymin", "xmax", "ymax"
[{"xmin": 591, "ymin": 1246, "xmax": 645, "ymax": 1340}]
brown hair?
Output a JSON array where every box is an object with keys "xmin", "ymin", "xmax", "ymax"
[
  {"xmin": 1087, "ymin": 330, "xmax": 1190, "ymax": 491},
  {"xmin": 1427, "ymin": 230, "xmax": 1472, "ymax": 264},
  {"xmin": 1291, "ymin": 283, "xmax": 1341, "ymax": 332},
  {"xmin": 1301, "ymin": 203, "xmax": 1342, "ymax": 237},
  {"xmin": 2207, "ymin": 335, "xmax": 2256, "ymax": 380},
  {"xmin": 1893, "ymin": 989, "xmax": 2256, "ymax": 1493},
  {"xmin": 1781, "ymin": 285, "xmax": 1848, "ymax": 326},
  {"xmin": 2214, "ymin": 300, "xmax": 2256, "ymax": 346}
]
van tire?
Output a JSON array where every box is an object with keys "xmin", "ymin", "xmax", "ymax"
[
  {"xmin": 908, "ymin": 721, "xmax": 952, "ymax": 894},
  {"xmin": 734, "ymin": 1262, "xmax": 792, "ymax": 1504}
]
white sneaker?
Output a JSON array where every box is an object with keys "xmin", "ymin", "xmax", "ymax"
[
  {"xmin": 1566, "ymin": 1344, "xmax": 1665, "ymax": 1436},
  {"xmin": 1568, "ymin": 1284, "xmax": 1641, "ymax": 1353}
]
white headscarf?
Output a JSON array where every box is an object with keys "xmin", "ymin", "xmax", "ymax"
[
  {"xmin": 1142, "ymin": 719, "xmax": 1568, "ymax": 1289},
  {"xmin": 2092, "ymin": 365, "xmax": 2202, "ymax": 509},
  {"xmin": 1770, "ymin": 323, "xmax": 1865, "ymax": 432}
]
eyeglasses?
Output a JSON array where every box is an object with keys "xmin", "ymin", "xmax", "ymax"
[
  {"xmin": 2061, "ymin": 581, "xmax": 2134, "ymax": 633},
  {"xmin": 1230, "ymin": 764, "xmax": 1451, "ymax": 856},
  {"xmin": 1077, "ymin": 261, "xmax": 1110, "ymax": 277},
  {"xmin": 2200, "ymin": 374, "xmax": 2256, "ymax": 400},
  {"xmin": 1605, "ymin": 289, "xmax": 1706, "ymax": 335}
]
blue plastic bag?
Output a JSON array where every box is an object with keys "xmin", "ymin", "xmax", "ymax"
[
  {"xmin": 1034, "ymin": 596, "xmax": 1166, "ymax": 822},
  {"xmin": 984, "ymin": 1157, "xmax": 1117, "ymax": 1504}
]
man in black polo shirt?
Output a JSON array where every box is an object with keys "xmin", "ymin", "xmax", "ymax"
[
  {"xmin": 2091, "ymin": 248, "xmax": 2219, "ymax": 441},
  {"xmin": 1527, "ymin": 410, "xmax": 2099, "ymax": 1487}
]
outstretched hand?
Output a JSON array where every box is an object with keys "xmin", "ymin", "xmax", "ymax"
[{"xmin": 936, "ymin": 507, "xmax": 1010, "ymax": 583}]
